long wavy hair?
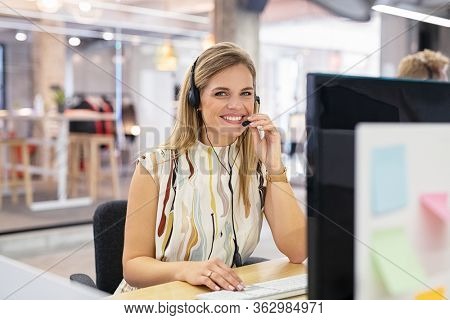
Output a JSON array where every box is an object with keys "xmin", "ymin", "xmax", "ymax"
[{"xmin": 161, "ymin": 42, "xmax": 259, "ymax": 211}]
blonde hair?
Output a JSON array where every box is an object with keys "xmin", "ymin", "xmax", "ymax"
[
  {"xmin": 397, "ymin": 49, "xmax": 449, "ymax": 80},
  {"xmin": 162, "ymin": 42, "xmax": 259, "ymax": 212}
]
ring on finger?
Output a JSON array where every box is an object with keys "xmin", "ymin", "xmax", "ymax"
[{"xmin": 206, "ymin": 270, "xmax": 213, "ymax": 278}]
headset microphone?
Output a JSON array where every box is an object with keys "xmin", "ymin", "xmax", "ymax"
[
  {"xmin": 241, "ymin": 120, "xmax": 251, "ymax": 127},
  {"xmin": 241, "ymin": 95, "xmax": 260, "ymax": 127}
]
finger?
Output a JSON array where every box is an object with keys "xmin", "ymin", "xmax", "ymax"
[
  {"xmin": 208, "ymin": 269, "xmax": 237, "ymax": 291},
  {"xmin": 250, "ymin": 125, "xmax": 265, "ymax": 141},
  {"xmin": 249, "ymin": 122, "xmax": 276, "ymax": 135},
  {"xmin": 203, "ymin": 276, "xmax": 221, "ymax": 291},
  {"xmin": 248, "ymin": 113, "xmax": 270, "ymax": 121},
  {"xmin": 257, "ymin": 124, "xmax": 277, "ymax": 132},
  {"xmin": 208, "ymin": 259, "xmax": 244, "ymax": 291},
  {"xmin": 215, "ymin": 261, "xmax": 245, "ymax": 288},
  {"xmin": 210, "ymin": 264, "xmax": 243, "ymax": 291},
  {"xmin": 249, "ymin": 119, "xmax": 272, "ymax": 128}
]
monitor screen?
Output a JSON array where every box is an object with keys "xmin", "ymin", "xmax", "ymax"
[{"xmin": 305, "ymin": 73, "xmax": 450, "ymax": 299}]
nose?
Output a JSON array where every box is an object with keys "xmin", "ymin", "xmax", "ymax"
[{"xmin": 227, "ymin": 95, "xmax": 244, "ymax": 109}]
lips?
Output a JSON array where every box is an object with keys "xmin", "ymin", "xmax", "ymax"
[
  {"xmin": 219, "ymin": 114, "xmax": 246, "ymax": 125},
  {"xmin": 221, "ymin": 115, "xmax": 243, "ymax": 121}
]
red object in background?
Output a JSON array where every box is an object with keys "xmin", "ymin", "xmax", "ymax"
[
  {"xmin": 90, "ymin": 99, "xmax": 114, "ymax": 135},
  {"xmin": 101, "ymin": 100, "xmax": 114, "ymax": 135},
  {"xmin": 8, "ymin": 132, "xmax": 36, "ymax": 178}
]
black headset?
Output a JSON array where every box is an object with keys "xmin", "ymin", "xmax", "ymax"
[{"xmin": 188, "ymin": 57, "xmax": 201, "ymax": 109}]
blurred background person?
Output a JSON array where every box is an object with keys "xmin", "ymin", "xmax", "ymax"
[{"xmin": 397, "ymin": 49, "xmax": 449, "ymax": 81}]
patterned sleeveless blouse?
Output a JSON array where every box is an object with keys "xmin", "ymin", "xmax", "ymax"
[{"xmin": 115, "ymin": 140, "xmax": 266, "ymax": 294}]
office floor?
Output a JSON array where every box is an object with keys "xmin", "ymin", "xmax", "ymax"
[{"xmin": 0, "ymin": 157, "xmax": 306, "ymax": 282}]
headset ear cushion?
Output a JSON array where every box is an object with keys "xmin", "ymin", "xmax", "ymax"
[
  {"xmin": 188, "ymin": 86, "xmax": 200, "ymax": 109},
  {"xmin": 254, "ymin": 95, "xmax": 261, "ymax": 112}
]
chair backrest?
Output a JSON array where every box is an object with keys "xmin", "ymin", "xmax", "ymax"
[{"xmin": 93, "ymin": 200, "xmax": 127, "ymax": 294}]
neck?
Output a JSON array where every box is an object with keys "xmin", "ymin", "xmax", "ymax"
[{"xmin": 200, "ymin": 127, "xmax": 238, "ymax": 147}]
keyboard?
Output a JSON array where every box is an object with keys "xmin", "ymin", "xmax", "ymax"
[{"xmin": 196, "ymin": 274, "xmax": 307, "ymax": 300}]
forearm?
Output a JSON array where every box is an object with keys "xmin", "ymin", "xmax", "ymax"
[
  {"xmin": 264, "ymin": 182, "xmax": 307, "ymax": 263},
  {"xmin": 123, "ymin": 257, "xmax": 188, "ymax": 288}
]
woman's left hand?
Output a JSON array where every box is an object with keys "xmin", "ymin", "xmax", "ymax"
[{"xmin": 247, "ymin": 113, "xmax": 284, "ymax": 173}]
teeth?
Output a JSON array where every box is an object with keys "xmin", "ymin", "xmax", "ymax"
[{"xmin": 223, "ymin": 116, "xmax": 242, "ymax": 121}]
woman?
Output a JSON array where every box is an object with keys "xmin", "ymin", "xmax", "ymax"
[{"xmin": 116, "ymin": 42, "xmax": 306, "ymax": 294}]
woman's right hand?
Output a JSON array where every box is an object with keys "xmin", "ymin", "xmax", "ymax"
[{"xmin": 180, "ymin": 258, "xmax": 245, "ymax": 291}]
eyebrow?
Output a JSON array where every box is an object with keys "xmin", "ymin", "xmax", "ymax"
[{"xmin": 211, "ymin": 86, "xmax": 254, "ymax": 91}]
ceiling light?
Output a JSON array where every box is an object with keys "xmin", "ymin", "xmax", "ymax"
[
  {"xmin": 16, "ymin": 108, "xmax": 33, "ymax": 116},
  {"xmin": 78, "ymin": 1, "xmax": 92, "ymax": 13},
  {"xmin": 102, "ymin": 32, "xmax": 114, "ymax": 41},
  {"xmin": 36, "ymin": 0, "xmax": 62, "ymax": 13},
  {"xmin": 68, "ymin": 36, "xmax": 81, "ymax": 46},
  {"xmin": 154, "ymin": 40, "xmax": 177, "ymax": 71},
  {"xmin": 202, "ymin": 33, "xmax": 215, "ymax": 50},
  {"xmin": 15, "ymin": 32, "xmax": 27, "ymax": 42},
  {"xmin": 372, "ymin": 5, "xmax": 450, "ymax": 28},
  {"xmin": 130, "ymin": 125, "xmax": 141, "ymax": 136}
]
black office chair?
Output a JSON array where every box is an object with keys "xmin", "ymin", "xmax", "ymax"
[
  {"xmin": 71, "ymin": 200, "xmax": 267, "ymax": 294},
  {"xmin": 70, "ymin": 200, "xmax": 127, "ymax": 294}
]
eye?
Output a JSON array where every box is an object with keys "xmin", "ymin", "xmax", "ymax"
[
  {"xmin": 214, "ymin": 91, "xmax": 227, "ymax": 96},
  {"xmin": 241, "ymin": 91, "xmax": 252, "ymax": 96}
]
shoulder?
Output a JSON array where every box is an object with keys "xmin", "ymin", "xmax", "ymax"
[{"xmin": 138, "ymin": 147, "xmax": 177, "ymax": 177}]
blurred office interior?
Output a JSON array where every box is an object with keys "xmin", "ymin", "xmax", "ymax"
[{"xmin": 0, "ymin": 0, "xmax": 448, "ymax": 281}]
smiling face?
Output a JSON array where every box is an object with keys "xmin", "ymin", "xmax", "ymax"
[{"xmin": 199, "ymin": 63, "xmax": 255, "ymax": 146}]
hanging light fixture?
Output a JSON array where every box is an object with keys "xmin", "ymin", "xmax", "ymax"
[
  {"xmin": 36, "ymin": 0, "xmax": 62, "ymax": 13},
  {"xmin": 102, "ymin": 31, "xmax": 114, "ymax": 41},
  {"xmin": 15, "ymin": 32, "xmax": 28, "ymax": 42},
  {"xmin": 154, "ymin": 39, "xmax": 177, "ymax": 72},
  {"xmin": 78, "ymin": 1, "xmax": 92, "ymax": 13},
  {"xmin": 68, "ymin": 36, "xmax": 81, "ymax": 46},
  {"xmin": 202, "ymin": 33, "xmax": 215, "ymax": 50}
]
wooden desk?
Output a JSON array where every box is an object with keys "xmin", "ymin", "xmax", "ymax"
[{"xmin": 113, "ymin": 258, "xmax": 307, "ymax": 300}]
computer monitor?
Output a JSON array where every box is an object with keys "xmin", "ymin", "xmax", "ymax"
[
  {"xmin": 0, "ymin": 255, "xmax": 106, "ymax": 299},
  {"xmin": 306, "ymin": 73, "xmax": 450, "ymax": 299}
]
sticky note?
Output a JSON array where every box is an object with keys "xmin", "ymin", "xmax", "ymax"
[
  {"xmin": 371, "ymin": 145, "xmax": 407, "ymax": 215},
  {"xmin": 371, "ymin": 228, "xmax": 426, "ymax": 296},
  {"xmin": 415, "ymin": 287, "xmax": 446, "ymax": 300},
  {"xmin": 420, "ymin": 193, "xmax": 450, "ymax": 222}
]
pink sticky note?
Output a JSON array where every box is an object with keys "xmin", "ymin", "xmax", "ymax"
[{"xmin": 420, "ymin": 193, "xmax": 450, "ymax": 222}]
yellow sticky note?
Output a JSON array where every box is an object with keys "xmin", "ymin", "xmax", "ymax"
[{"xmin": 415, "ymin": 287, "xmax": 446, "ymax": 300}]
